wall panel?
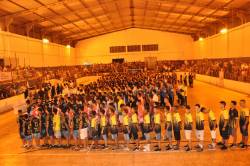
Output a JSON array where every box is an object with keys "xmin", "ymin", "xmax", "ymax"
[
  {"xmin": 194, "ymin": 22, "xmax": 250, "ymax": 59},
  {"xmin": 75, "ymin": 28, "xmax": 194, "ymax": 64},
  {"xmin": 0, "ymin": 31, "xmax": 76, "ymax": 67}
]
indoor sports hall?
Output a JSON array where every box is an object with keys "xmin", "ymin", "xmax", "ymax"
[{"xmin": 0, "ymin": 0, "xmax": 250, "ymax": 166}]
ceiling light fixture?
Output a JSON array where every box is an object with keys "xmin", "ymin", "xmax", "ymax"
[
  {"xmin": 42, "ymin": 38, "xmax": 49, "ymax": 44},
  {"xmin": 220, "ymin": 28, "xmax": 228, "ymax": 34}
]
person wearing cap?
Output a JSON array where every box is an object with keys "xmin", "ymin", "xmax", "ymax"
[
  {"xmin": 164, "ymin": 105, "xmax": 173, "ymax": 150},
  {"xmin": 153, "ymin": 102, "xmax": 161, "ymax": 151},
  {"xmin": 173, "ymin": 106, "xmax": 181, "ymax": 150},
  {"xmin": 184, "ymin": 105, "xmax": 193, "ymax": 151},
  {"xmin": 195, "ymin": 104, "xmax": 205, "ymax": 152},
  {"xmin": 219, "ymin": 101, "xmax": 229, "ymax": 150}
]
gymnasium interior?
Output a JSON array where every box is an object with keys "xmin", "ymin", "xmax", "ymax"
[{"xmin": 0, "ymin": 0, "xmax": 250, "ymax": 165}]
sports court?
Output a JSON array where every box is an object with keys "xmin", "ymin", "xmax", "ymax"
[{"xmin": 0, "ymin": 0, "xmax": 250, "ymax": 166}]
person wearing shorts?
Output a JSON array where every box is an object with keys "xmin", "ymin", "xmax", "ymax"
[
  {"xmin": 130, "ymin": 107, "xmax": 139, "ymax": 151},
  {"xmin": 17, "ymin": 110, "xmax": 26, "ymax": 147},
  {"xmin": 47, "ymin": 111, "xmax": 54, "ymax": 147},
  {"xmin": 239, "ymin": 99, "xmax": 249, "ymax": 149},
  {"xmin": 23, "ymin": 113, "xmax": 32, "ymax": 148},
  {"xmin": 31, "ymin": 115, "xmax": 41, "ymax": 147},
  {"xmin": 80, "ymin": 111, "xmax": 89, "ymax": 149},
  {"xmin": 195, "ymin": 104, "xmax": 204, "ymax": 152},
  {"xmin": 206, "ymin": 108, "xmax": 217, "ymax": 149},
  {"xmin": 184, "ymin": 105, "xmax": 192, "ymax": 151},
  {"xmin": 100, "ymin": 109, "xmax": 108, "ymax": 149},
  {"xmin": 219, "ymin": 101, "xmax": 230, "ymax": 150},
  {"xmin": 72, "ymin": 110, "xmax": 80, "ymax": 150},
  {"xmin": 165, "ymin": 106, "xmax": 173, "ymax": 150},
  {"xmin": 110, "ymin": 107, "xmax": 119, "ymax": 150},
  {"xmin": 53, "ymin": 108, "xmax": 62, "ymax": 147},
  {"xmin": 40, "ymin": 108, "xmax": 48, "ymax": 146},
  {"xmin": 173, "ymin": 106, "xmax": 181, "ymax": 150},
  {"xmin": 61, "ymin": 112, "xmax": 70, "ymax": 147},
  {"xmin": 143, "ymin": 105, "xmax": 151, "ymax": 152},
  {"xmin": 229, "ymin": 101, "xmax": 238, "ymax": 147},
  {"xmin": 90, "ymin": 111, "xmax": 99, "ymax": 150},
  {"xmin": 153, "ymin": 104, "xmax": 161, "ymax": 151},
  {"xmin": 122, "ymin": 108, "xmax": 130, "ymax": 151}
]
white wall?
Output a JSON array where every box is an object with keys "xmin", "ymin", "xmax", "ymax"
[
  {"xmin": 195, "ymin": 74, "xmax": 250, "ymax": 95},
  {"xmin": 0, "ymin": 31, "xmax": 76, "ymax": 67},
  {"xmin": 75, "ymin": 28, "xmax": 194, "ymax": 64},
  {"xmin": 193, "ymin": 22, "xmax": 250, "ymax": 59}
]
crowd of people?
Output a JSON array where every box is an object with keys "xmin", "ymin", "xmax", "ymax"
[
  {"xmin": 1, "ymin": 57, "xmax": 250, "ymax": 100},
  {"xmin": 187, "ymin": 57, "xmax": 250, "ymax": 82},
  {"xmin": 17, "ymin": 72, "xmax": 249, "ymax": 152}
]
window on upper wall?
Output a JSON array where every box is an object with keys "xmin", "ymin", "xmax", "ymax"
[
  {"xmin": 142, "ymin": 44, "xmax": 159, "ymax": 51},
  {"xmin": 127, "ymin": 45, "xmax": 141, "ymax": 52},
  {"xmin": 110, "ymin": 46, "xmax": 126, "ymax": 53}
]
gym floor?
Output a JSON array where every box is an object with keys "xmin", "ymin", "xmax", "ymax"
[{"xmin": 0, "ymin": 80, "xmax": 249, "ymax": 166}]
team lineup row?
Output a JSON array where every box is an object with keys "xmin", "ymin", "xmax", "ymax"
[{"xmin": 18, "ymin": 99, "xmax": 249, "ymax": 152}]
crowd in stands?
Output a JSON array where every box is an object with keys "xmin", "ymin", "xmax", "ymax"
[{"xmin": 0, "ymin": 57, "xmax": 249, "ymax": 100}]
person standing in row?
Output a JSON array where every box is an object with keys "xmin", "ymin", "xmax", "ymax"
[
  {"xmin": 219, "ymin": 101, "xmax": 229, "ymax": 150},
  {"xmin": 239, "ymin": 99, "xmax": 249, "ymax": 149},
  {"xmin": 184, "ymin": 105, "xmax": 193, "ymax": 151},
  {"xmin": 229, "ymin": 101, "xmax": 238, "ymax": 148}
]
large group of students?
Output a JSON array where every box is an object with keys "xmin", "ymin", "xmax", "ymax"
[{"xmin": 17, "ymin": 72, "xmax": 249, "ymax": 152}]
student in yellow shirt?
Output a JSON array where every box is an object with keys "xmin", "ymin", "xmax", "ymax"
[
  {"xmin": 153, "ymin": 103, "xmax": 161, "ymax": 151},
  {"xmin": 173, "ymin": 106, "xmax": 181, "ymax": 150},
  {"xmin": 195, "ymin": 104, "xmax": 204, "ymax": 152},
  {"xmin": 165, "ymin": 106, "xmax": 173, "ymax": 150},
  {"xmin": 90, "ymin": 111, "xmax": 99, "ymax": 150},
  {"xmin": 184, "ymin": 105, "xmax": 192, "ymax": 151},
  {"xmin": 239, "ymin": 99, "xmax": 249, "ymax": 149},
  {"xmin": 219, "ymin": 101, "xmax": 229, "ymax": 150},
  {"xmin": 100, "ymin": 109, "xmax": 108, "ymax": 149},
  {"xmin": 53, "ymin": 108, "xmax": 61, "ymax": 147},
  {"xmin": 130, "ymin": 107, "xmax": 140, "ymax": 151},
  {"xmin": 206, "ymin": 108, "xmax": 217, "ymax": 149},
  {"xmin": 110, "ymin": 107, "xmax": 119, "ymax": 150},
  {"xmin": 143, "ymin": 104, "xmax": 151, "ymax": 152},
  {"xmin": 122, "ymin": 108, "xmax": 130, "ymax": 151}
]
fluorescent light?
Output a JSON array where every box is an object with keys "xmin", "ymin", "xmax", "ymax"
[
  {"xmin": 220, "ymin": 28, "xmax": 228, "ymax": 34},
  {"xmin": 66, "ymin": 44, "xmax": 71, "ymax": 48},
  {"xmin": 42, "ymin": 38, "xmax": 49, "ymax": 44},
  {"xmin": 199, "ymin": 37, "xmax": 204, "ymax": 41}
]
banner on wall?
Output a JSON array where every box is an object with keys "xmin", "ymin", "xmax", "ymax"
[{"xmin": 0, "ymin": 72, "xmax": 12, "ymax": 82}]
